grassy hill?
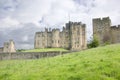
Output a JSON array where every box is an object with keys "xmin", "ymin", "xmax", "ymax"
[
  {"xmin": 0, "ymin": 44, "xmax": 120, "ymax": 80},
  {"xmin": 22, "ymin": 48, "xmax": 68, "ymax": 52}
]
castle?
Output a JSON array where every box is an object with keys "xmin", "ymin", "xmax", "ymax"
[
  {"xmin": 34, "ymin": 21, "xmax": 87, "ymax": 51},
  {"xmin": 93, "ymin": 17, "xmax": 120, "ymax": 45},
  {"xmin": 0, "ymin": 40, "xmax": 16, "ymax": 53}
]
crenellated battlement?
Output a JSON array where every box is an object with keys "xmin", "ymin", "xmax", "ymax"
[
  {"xmin": 71, "ymin": 22, "xmax": 81, "ymax": 25},
  {"xmin": 102, "ymin": 17, "xmax": 110, "ymax": 21},
  {"xmin": 66, "ymin": 21, "xmax": 83, "ymax": 28},
  {"xmin": 52, "ymin": 28, "xmax": 60, "ymax": 32},
  {"xmin": 111, "ymin": 25, "xmax": 120, "ymax": 29},
  {"xmin": 93, "ymin": 17, "xmax": 111, "ymax": 22},
  {"xmin": 82, "ymin": 24, "xmax": 86, "ymax": 27},
  {"xmin": 69, "ymin": 21, "xmax": 84, "ymax": 26},
  {"xmin": 93, "ymin": 18, "xmax": 101, "ymax": 21},
  {"xmin": 36, "ymin": 32, "xmax": 43, "ymax": 34}
]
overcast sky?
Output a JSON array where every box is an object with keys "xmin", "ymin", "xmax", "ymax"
[{"xmin": 0, "ymin": 0, "xmax": 120, "ymax": 49}]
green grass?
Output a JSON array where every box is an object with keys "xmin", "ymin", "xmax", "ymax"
[
  {"xmin": 23, "ymin": 48, "xmax": 68, "ymax": 52},
  {"xmin": 0, "ymin": 44, "xmax": 120, "ymax": 80}
]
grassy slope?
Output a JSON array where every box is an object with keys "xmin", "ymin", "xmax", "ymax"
[
  {"xmin": 0, "ymin": 44, "xmax": 120, "ymax": 80},
  {"xmin": 22, "ymin": 48, "xmax": 68, "ymax": 52}
]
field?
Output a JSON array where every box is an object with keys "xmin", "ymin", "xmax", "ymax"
[
  {"xmin": 22, "ymin": 48, "xmax": 68, "ymax": 52},
  {"xmin": 0, "ymin": 44, "xmax": 120, "ymax": 80}
]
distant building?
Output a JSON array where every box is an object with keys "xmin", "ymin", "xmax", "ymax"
[
  {"xmin": 0, "ymin": 40, "xmax": 16, "ymax": 53},
  {"xmin": 34, "ymin": 21, "xmax": 87, "ymax": 51},
  {"xmin": 93, "ymin": 17, "xmax": 120, "ymax": 45}
]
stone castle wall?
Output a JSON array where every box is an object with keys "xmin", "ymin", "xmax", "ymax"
[
  {"xmin": 110, "ymin": 25, "xmax": 120, "ymax": 43},
  {"xmin": 0, "ymin": 51, "xmax": 70, "ymax": 60},
  {"xmin": 52, "ymin": 29, "xmax": 60, "ymax": 48},
  {"xmin": 34, "ymin": 21, "xmax": 87, "ymax": 51},
  {"xmin": 0, "ymin": 40, "xmax": 16, "ymax": 53},
  {"xmin": 93, "ymin": 17, "xmax": 120, "ymax": 45},
  {"xmin": 70, "ymin": 22, "xmax": 86, "ymax": 50}
]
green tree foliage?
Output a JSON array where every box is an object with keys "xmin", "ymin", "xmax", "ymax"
[
  {"xmin": 16, "ymin": 49, "xmax": 26, "ymax": 52},
  {"xmin": 88, "ymin": 38, "xmax": 99, "ymax": 48}
]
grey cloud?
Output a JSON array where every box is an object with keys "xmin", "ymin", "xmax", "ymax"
[{"xmin": 0, "ymin": 23, "xmax": 44, "ymax": 49}]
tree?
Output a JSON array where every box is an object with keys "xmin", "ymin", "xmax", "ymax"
[{"xmin": 88, "ymin": 38, "xmax": 99, "ymax": 48}]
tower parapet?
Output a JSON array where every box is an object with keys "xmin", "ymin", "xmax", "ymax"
[{"xmin": 111, "ymin": 25, "xmax": 120, "ymax": 29}]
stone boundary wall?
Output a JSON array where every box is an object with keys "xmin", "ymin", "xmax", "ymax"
[{"xmin": 0, "ymin": 51, "xmax": 71, "ymax": 60}]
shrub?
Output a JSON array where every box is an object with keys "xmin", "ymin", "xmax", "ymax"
[
  {"xmin": 88, "ymin": 38, "xmax": 99, "ymax": 48},
  {"xmin": 17, "ymin": 49, "xmax": 26, "ymax": 52}
]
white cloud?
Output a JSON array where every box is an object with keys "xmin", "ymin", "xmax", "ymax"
[
  {"xmin": 0, "ymin": 0, "xmax": 120, "ymax": 49},
  {"xmin": 0, "ymin": 17, "xmax": 20, "ymax": 28},
  {"xmin": 11, "ymin": 0, "xmax": 77, "ymax": 27},
  {"xmin": 89, "ymin": 0, "xmax": 120, "ymax": 25}
]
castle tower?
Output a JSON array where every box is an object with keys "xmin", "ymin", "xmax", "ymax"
[
  {"xmin": 52, "ymin": 29, "xmax": 60, "ymax": 48},
  {"xmin": 3, "ymin": 40, "xmax": 16, "ymax": 52},
  {"xmin": 65, "ymin": 21, "xmax": 72, "ymax": 49},
  {"xmin": 70, "ymin": 22, "xmax": 86, "ymax": 51},
  {"xmin": 93, "ymin": 17, "xmax": 111, "ymax": 44},
  {"xmin": 81, "ymin": 24, "xmax": 87, "ymax": 49},
  {"xmin": 102, "ymin": 17, "xmax": 111, "ymax": 43},
  {"xmin": 9, "ymin": 40, "xmax": 16, "ymax": 52},
  {"xmin": 34, "ymin": 32, "xmax": 45, "ymax": 48},
  {"xmin": 47, "ymin": 31, "xmax": 52, "ymax": 48},
  {"xmin": 3, "ymin": 42, "xmax": 9, "ymax": 52},
  {"xmin": 34, "ymin": 32, "xmax": 40, "ymax": 48}
]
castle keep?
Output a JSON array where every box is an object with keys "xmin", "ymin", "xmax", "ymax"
[
  {"xmin": 93, "ymin": 17, "xmax": 120, "ymax": 45},
  {"xmin": 0, "ymin": 40, "xmax": 16, "ymax": 53},
  {"xmin": 34, "ymin": 21, "xmax": 87, "ymax": 51}
]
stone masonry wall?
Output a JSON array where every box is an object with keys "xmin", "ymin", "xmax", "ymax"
[
  {"xmin": 93, "ymin": 17, "xmax": 111, "ymax": 44},
  {"xmin": 0, "ymin": 51, "xmax": 70, "ymax": 60},
  {"xmin": 93, "ymin": 17, "xmax": 120, "ymax": 45},
  {"xmin": 1, "ymin": 40, "xmax": 16, "ymax": 53},
  {"xmin": 110, "ymin": 25, "xmax": 120, "ymax": 43}
]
